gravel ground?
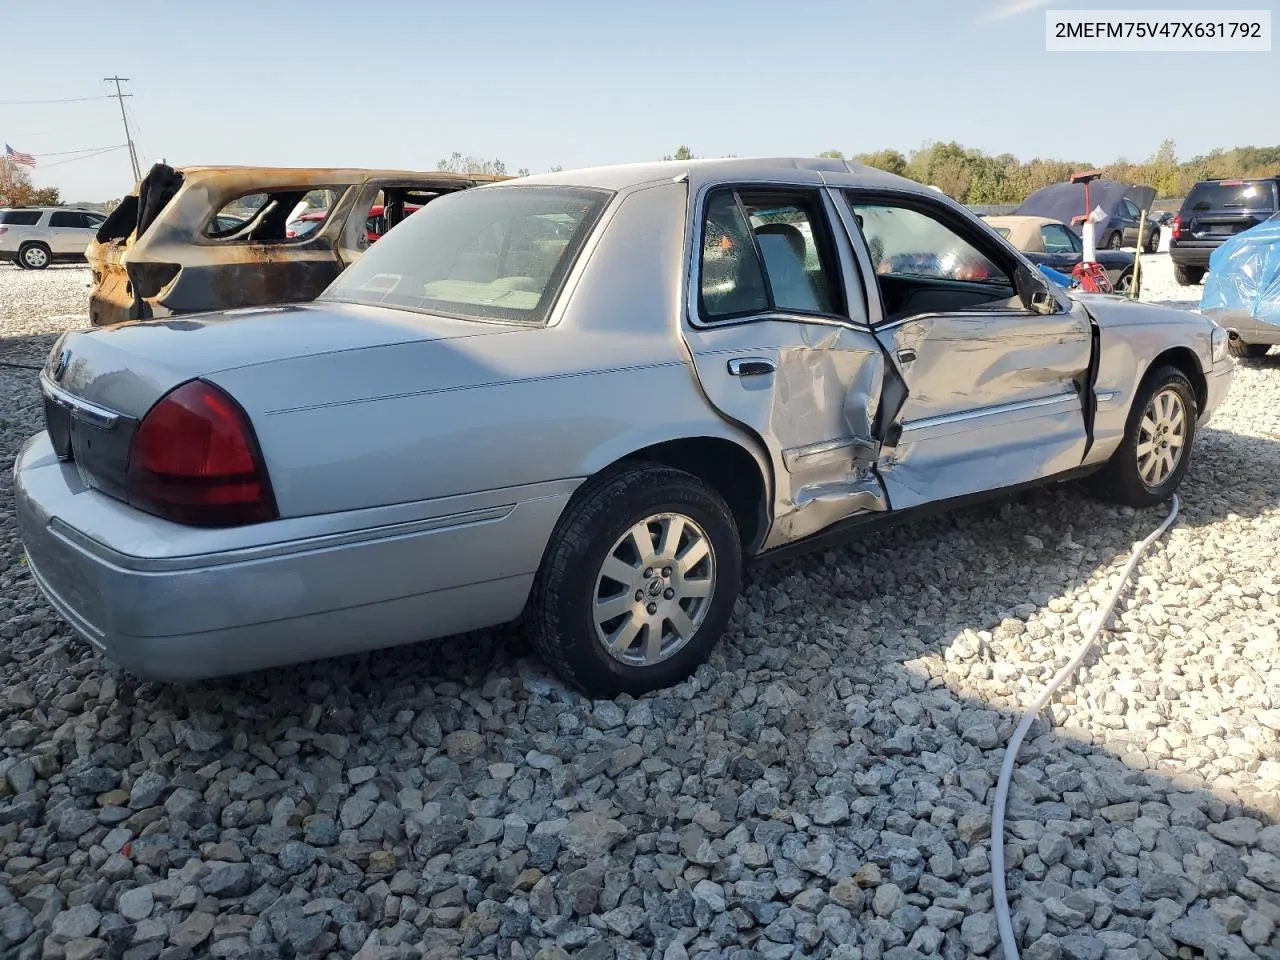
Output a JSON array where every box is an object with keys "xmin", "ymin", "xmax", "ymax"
[{"xmin": 1, "ymin": 257, "xmax": 1278, "ymax": 960}]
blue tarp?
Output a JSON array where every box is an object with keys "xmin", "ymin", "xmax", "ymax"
[
  {"xmin": 1200, "ymin": 214, "xmax": 1280, "ymax": 325},
  {"xmin": 1037, "ymin": 264, "xmax": 1074, "ymax": 287}
]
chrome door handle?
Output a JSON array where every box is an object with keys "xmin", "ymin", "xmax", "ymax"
[
  {"xmin": 896, "ymin": 349, "xmax": 917, "ymax": 364},
  {"xmin": 727, "ymin": 357, "xmax": 776, "ymax": 377}
]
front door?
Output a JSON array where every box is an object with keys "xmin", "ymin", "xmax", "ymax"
[
  {"xmin": 836, "ymin": 190, "xmax": 1093, "ymax": 511},
  {"xmin": 681, "ymin": 184, "xmax": 890, "ymax": 549},
  {"xmin": 47, "ymin": 211, "xmax": 91, "ymax": 254}
]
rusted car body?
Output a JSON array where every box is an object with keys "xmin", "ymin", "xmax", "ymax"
[{"xmin": 87, "ymin": 164, "xmax": 506, "ymax": 326}]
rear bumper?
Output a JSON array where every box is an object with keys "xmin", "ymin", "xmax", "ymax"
[
  {"xmin": 1203, "ymin": 308, "xmax": 1280, "ymax": 347},
  {"xmin": 1169, "ymin": 242, "xmax": 1218, "ymax": 269},
  {"xmin": 15, "ymin": 432, "xmax": 573, "ymax": 681}
]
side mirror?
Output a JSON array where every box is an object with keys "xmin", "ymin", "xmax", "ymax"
[{"xmin": 1015, "ymin": 264, "xmax": 1058, "ymax": 315}]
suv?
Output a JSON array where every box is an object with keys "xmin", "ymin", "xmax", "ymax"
[
  {"xmin": 1170, "ymin": 176, "xmax": 1280, "ymax": 286},
  {"xmin": 0, "ymin": 207, "xmax": 107, "ymax": 270}
]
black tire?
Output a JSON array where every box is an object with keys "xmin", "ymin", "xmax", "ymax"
[
  {"xmin": 1108, "ymin": 231, "xmax": 1123, "ymax": 251},
  {"xmin": 18, "ymin": 243, "xmax": 51, "ymax": 270},
  {"xmin": 1116, "ymin": 269, "xmax": 1136, "ymax": 296},
  {"xmin": 529, "ymin": 463, "xmax": 742, "ymax": 697},
  {"xmin": 1145, "ymin": 228, "xmax": 1159, "ymax": 253},
  {"xmin": 1089, "ymin": 366, "xmax": 1197, "ymax": 508},
  {"xmin": 1174, "ymin": 264, "xmax": 1204, "ymax": 286},
  {"xmin": 1228, "ymin": 339, "xmax": 1269, "ymax": 360}
]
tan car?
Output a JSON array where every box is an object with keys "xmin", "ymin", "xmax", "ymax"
[
  {"xmin": 87, "ymin": 164, "xmax": 507, "ymax": 326},
  {"xmin": 983, "ymin": 214, "xmax": 1138, "ymax": 294}
]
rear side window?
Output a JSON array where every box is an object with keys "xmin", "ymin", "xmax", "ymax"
[
  {"xmin": 0, "ymin": 210, "xmax": 41, "ymax": 226},
  {"xmin": 1184, "ymin": 180, "xmax": 1278, "ymax": 212},
  {"xmin": 320, "ymin": 185, "xmax": 611, "ymax": 325},
  {"xmin": 1040, "ymin": 224, "xmax": 1078, "ymax": 254},
  {"xmin": 698, "ymin": 188, "xmax": 842, "ymax": 320},
  {"xmin": 207, "ymin": 188, "xmax": 342, "ymax": 242}
]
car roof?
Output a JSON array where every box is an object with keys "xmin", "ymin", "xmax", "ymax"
[
  {"xmin": 509, "ymin": 156, "xmax": 936, "ymax": 197},
  {"xmin": 173, "ymin": 166, "xmax": 508, "ymax": 185}
]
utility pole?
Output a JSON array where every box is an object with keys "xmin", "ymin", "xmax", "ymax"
[{"xmin": 104, "ymin": 76, "xmax": 142, "ymax": 183}]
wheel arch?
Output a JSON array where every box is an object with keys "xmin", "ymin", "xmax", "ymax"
[
  {"xmin": 573, "ymin": 428, "xmax": 775, "ymax": 557},
  {"xmin": 1144, "ymin": 346, "xmax": 1207, "ymax": 414}
]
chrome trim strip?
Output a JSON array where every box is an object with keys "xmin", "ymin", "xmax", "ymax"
[
  {"xmin": 48, "ymin": 502, "xmax": 521, "ymax": 573},
  {"xmin": 898, "ymin": 392, "xmax": 1080, "ymax": 439},
  {"xmin": 39, "ymin": 373, "xmax": 121, "ymax": 430},
  {"xmin": 1095, "ymin": 390, "xmax": 1120, "ymax": 406},
  {"xmin": 783, "ymin": 435, "xmax": 877, "ymax": 472}
]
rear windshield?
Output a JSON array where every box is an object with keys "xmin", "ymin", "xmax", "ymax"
[
  {"xmin": 320, "ymin": 185, "xmax": 611, "ymax": 325},
  {"xmin": 1184, "ymin": 180, "xmax": 1278, "ymax": 212},
  {"xmin": 0, "ymin": 210, "xmax": 41, "ymax": 225}
]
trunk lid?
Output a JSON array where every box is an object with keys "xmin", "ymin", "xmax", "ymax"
[{"xmin": 40, "ymin": 301, "xmax": 516, "ymax": 504}]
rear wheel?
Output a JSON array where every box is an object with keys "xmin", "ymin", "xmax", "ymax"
[
  {"xmin": 1229, "ymin": 339, "xmax": 1269, "ymax": 360},
  {"xmin": 1089, "ymin": 367, "xmax": 1196, "ymax": 508},
  {"xmin": 529, "ymin": 463, "xmax": 742, "ymax": 697},
  {"xmin": 18, "ymin": 243, "xmax": 50, "ymax": 270},
  {"xmin": 1116, "ymin": 270, "xmax": 1136, "ymax": 295},
  {"xmin": 1174, "ymin": 264, "xmax": 1204, "ymax": 286},
  {"xmin": 1108, "ymin": 231, "xmax": 1123, "ymax": 250},
  {"xmin": 1145, "ymin": 228, "xmax": 1159, "ymax": 253}
]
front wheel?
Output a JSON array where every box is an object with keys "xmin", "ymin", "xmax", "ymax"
[
  {"xmin": 1145, "ymin": 229, "xmax": 1159, "ymax": 253},
  {"xmin": 1108, "ymin": 232, "xmax": 1123, "ymax": 251},
  {"xmin": 1089, "ymin": 367, "xmax": 1197, "ymax": 508},
  {"xmin": 529, "ymin": 463, "xmax": 743, "ymax": 697}
]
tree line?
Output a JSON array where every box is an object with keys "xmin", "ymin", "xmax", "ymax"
[{"xmin": 818, "ymin": 139, "xmax": 1280, "ymax": 204}]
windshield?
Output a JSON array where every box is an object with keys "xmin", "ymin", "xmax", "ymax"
[{"xmin": 320, "ymin": 184, "xmax": 612, "ymax": 325}]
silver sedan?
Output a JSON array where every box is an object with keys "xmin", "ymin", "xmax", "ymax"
[{"xmin": 15, "ymin": 157, "xmax": 1234, "ymax": 696}]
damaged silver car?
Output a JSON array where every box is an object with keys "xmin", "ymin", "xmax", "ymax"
[
  {"xmin": 86, "ymin": 163, "xmax": 506, "ymax": 326},
  {"xmin": 17, "ymin": 157, "xmax": 1233, "ymax": 696}
]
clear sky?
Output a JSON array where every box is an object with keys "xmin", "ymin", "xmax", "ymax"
[{"xmin": 4, "ymin": 0, "xmax": 1275, "ymax": 201}]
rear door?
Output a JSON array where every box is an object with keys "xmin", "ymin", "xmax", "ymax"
[
  {"xmin": 681, "ymin": 182, "xmax": 891, "ymax": 548},
  {"xmin": 47, "ymin": 211, "xmax": 89, "ymax": 254},
  {"xmin": 1184, "ymin": 179, "xmax": 1280, "ymax": 240},
  {"xmin": 836, "ymin": 190, "xmax": 1093, "ymax": 511}
]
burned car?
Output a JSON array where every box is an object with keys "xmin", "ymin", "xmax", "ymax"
[
  {"xmin": 87, "ymin": 164, "xmax": 506, "ymax": 326},
  {"xmin": 18, "ymin": 157, "xmax": 1231, "ymax": 696}
]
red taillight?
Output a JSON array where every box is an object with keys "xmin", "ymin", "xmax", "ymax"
[
  {"xmin": 1171, "ymin": 215, "xmax": 1183, "ymax": 240},
  {"xmin": 127, "ymin": 380, "xmax": 277, "ymax": 526}
]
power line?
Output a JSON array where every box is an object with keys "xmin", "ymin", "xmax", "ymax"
[
  {"xmin": 39, "ymin": 145, "xmax": 128, "ymax": 169},
  {"xmin": 0, "ymin": 95, "xmax": 115, "ymax": 106},
  {"xmin": 37, "ymin": 144, "xmax": 127, "ymax": 158}
]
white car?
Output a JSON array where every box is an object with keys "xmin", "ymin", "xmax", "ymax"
[{"xmin": 0, "ymin": 206, "xmax": 106, "ymax": 269}]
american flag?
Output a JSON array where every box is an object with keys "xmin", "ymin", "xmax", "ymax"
[{"xmin": 5, "ymin": 144, "xmax": 35, "ymax": 167}]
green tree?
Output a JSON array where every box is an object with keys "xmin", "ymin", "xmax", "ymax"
[
  {"xmin": 0, "ymin": 162, "xmax": 59, "ymax": 207},
  {"xmin": 817, "ymin": 149, "xmax": 845, "ymax": 159},
  {"xmin": 663, "ymin": 145, "xmax": 695, "ymax": 161},
  {"xmin": 852, "ymin": 149, "xmax": 908, "ymax": 177},
  {"xmin": 436, "ymin": 152, "xmax": 508, "ymax": 176}
]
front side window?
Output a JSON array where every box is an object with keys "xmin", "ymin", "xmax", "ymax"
[
  {"xmin": 320, "ymin": 184, "xmax": 611, "ymax": 325},
  {"xmin": 1121, "ymin": 199, "xmax": 1141, "ymax": 218},
  {"xmin": 851, "ymin": 201, "xmax": 1007, "ymax": 284},
  {"xmin": 698, "ymin": 188, "xmax": 841, "ymax": 320},
  {"xmin": 1040, "ymin": 224, "xmax": 1076, "ymax": 254},
  {"xmin": 49, "ymin": 211, "xmax": 84, "ymax": 228}
]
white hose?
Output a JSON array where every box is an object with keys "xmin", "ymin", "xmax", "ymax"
[{"xmin": 990, "ymin": 494, "xmax": 1180, "ymax": 960}]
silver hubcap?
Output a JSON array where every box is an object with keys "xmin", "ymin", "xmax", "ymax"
[
  {"xmin": 593, "ymin": 512, "xmax": 715, "ymax": 666},
  {"xmin": 24, "ymin": 248, "xmax": 47, "ymax": 267},
  {"xmin": 1137, "ymin": 388, "xmax": 1186, "ymax": 488}
]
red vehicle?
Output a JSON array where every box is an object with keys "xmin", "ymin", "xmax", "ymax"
[{"xmin": 286, "ymin": 203, "xmax": 421, "ymax": 242}]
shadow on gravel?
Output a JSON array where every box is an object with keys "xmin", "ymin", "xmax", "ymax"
[{"xmin": 1, "ymin": 329, "xmax": 1279, "ymax": 959}]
